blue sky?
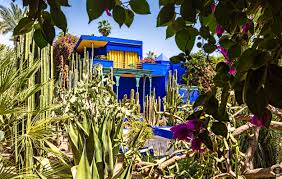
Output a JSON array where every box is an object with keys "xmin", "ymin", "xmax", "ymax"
[{"xmin": 0, "ymin": 0, "xmax": 185, "ymax": 58}]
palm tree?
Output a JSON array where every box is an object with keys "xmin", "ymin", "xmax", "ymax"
[
  {"xmin": 146, "ymin": 51, "xmax": 157, "ymax": 59},
  {"xmin": 98, "ymin": 20, "xmax": 112, "ymax": 36},
  {"xmin": 0, "ymin": 3, "xmax": 25, "ymax": 44}
]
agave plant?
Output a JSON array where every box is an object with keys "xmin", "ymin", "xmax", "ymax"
[
  {"xmin": 59, "ymin": 65, "xmax": 139, "ymax": 178},
  {"xmin": 98, "ymin": 20, "xmax": 111, "ymax": 37}
]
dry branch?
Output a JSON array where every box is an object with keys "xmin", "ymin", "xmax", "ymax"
[
  {"xmin": 244, "ymin": 163, "xmax": 282, "ymax": 178},
  {"xmin": 244, "ymin": 127, "xmax": 260, "ymax": 171},
  {"xmin": 158, "ymin": 154, "xmax": 189, "ymax": 170}
]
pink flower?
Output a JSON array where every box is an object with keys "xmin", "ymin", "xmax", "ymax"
[
  {"xmin": 228, "ymin": 66, "xmax": 236, "ymax": 75},
  {"xmin": 105, "ymin": 8, "xmax": 112, "ymax": 16},
  {"xmin": 211, "ymin": 3, "xmax": 216, "ymax": 13},
  {"xmin": 218, "ymin": 46, "xmax": 229, "ymax": 61},
  {"xmin": 215, "ymin": 24, "xmax": 224, "ymax": 36},
  {"xmin": 171, "ymin": 123, "xmax": 193, "ymax": 141},
  {"xmin": 191, "ymin": 138, "xmax": 202, "ymax": 151},
  {"xmin": 242, "ymin": 20, "xmax": 253, "ymax": 33},
  {"xmin": 250, "ymin": 110, "xmax": 272, "ymax": 128}
]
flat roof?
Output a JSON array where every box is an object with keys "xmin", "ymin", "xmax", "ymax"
[{"xmin": 75, "ymin": 35, "xmax": 143, "ymax": 52}]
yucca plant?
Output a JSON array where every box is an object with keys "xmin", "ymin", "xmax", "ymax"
[{"xmin": 0, "ymin": 45, "xmax": 55, "ymax": 177}]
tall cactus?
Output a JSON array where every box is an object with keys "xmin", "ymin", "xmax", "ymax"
[
  {"xmin": 163, "ymin": 70, "xmax": 182, "ymax": 126},
  {"xmin": 128, "ymin": 89, "xmax": 141, "ymax": 116},
  {"xmin": 144, "ymin": 89, "xmax": 162, "ymax": 126},
  {"xmin": 14, "ymin": 32, "xmax": 55, "ymax": 174}
]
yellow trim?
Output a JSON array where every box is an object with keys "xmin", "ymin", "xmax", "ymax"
[{"xmin": 76, "ymin": 40, "xmax": 107, "ymax": 52}]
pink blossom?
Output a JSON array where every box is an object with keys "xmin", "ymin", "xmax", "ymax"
[
  {"xmin": 171, "ymin": 123, "xmax": 193, "ymax": 141},
  {"xmin": 228, "ymin": 66, "xmax": 236, "ymax": 75},
  {"xmin": 105, "ymin": 8, "xmax": 112, "ymax": 16},
  {"xmin": 242, "ymin": 20, "xmax": 253, "ymax": 33},
  {"xmin": 191, "ymin": 138, "xmax": 203, "ymax": 152},
  {"xmin": 218, "ymin": 46, "xmax": 229, "ymax": 61},
  {"xmin": 215, "ymin": 24, "xmax": 224, "ymax": 36},
  {"xmin": 211, "ymin": 3, "xmax": 216, "ymax": 13},
  {"xmin": 250, "ymin": 110, "xmax": 272, "ymax": 128}
]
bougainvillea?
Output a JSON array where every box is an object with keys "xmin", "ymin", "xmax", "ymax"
[
  {"xmin": 171, "ymin": 114, "xmax": 206, "ymax": 152},
  {"xmin": 140, "ymin": 57, "xmax": 156, "ymax": 64},
  {"xmin": 250, "ymin": 110, "xmax": 272, "ymax": 128},
  {"xmin": 53, "ymin": 33, "xmax": 78, "ymax": 79}
]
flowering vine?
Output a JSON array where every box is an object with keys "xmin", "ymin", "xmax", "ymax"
[{"xmin": 171, "ymin": 116, "xmax": 206, "ymax": 152}]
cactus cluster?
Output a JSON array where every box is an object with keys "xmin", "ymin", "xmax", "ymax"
[
  {"xmin": 61, "ymin": 48, "xmax": 95, "ymax": 90},
  {"xmin": 144, "ymin": 90, "xmax": 162, "ymax": 126},
  {"xmin": 14, "ymin": 32, "xmax": 55, "ymax": 173},
  {"xmin": 163, "ymin": 70, "xmax": 183, "ymax": 126}
]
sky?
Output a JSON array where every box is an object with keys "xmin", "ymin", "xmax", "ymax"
[{"xmin": 0, "ymin": 0, "xmax": 185, "ymax": 58}]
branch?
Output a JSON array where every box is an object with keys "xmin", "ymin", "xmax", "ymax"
[
  {"xmin": 270, "ymin": 121, "xmax": 282, "ymax": 131},
  {"xmin": 244, "ymin": 127, "xmax": 260, "ymax": 171},
  {"xmin": 244, "ymin": 163, "xmax": 282, "ymax": 178},
  {"xmin": 232, "ymin": 122, "xmax": 255, "ymax": 137},
  {"xmin": 212, "ymin": 173, "xmax": 233, "ymax": 179},
  {"xmin": 158, "ymin": 154, "xmax": 190, "ymax": 170},
  {"xmin": 268, "ymin": 105, "xmax": 282, "ymax": 121}
]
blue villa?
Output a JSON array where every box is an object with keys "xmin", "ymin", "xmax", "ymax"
[{"xmin": 74, "ymin": 35, "xmax": 198, "ymax": 108}]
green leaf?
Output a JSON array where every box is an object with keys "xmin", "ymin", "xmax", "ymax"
[
  {"xmin": 76, "ymin": 145, "xmax": 91, "ymax": 179},
  {"xmin": 59, "ymin": 0, "xmax": 70, "ymax": 6},
  {"xmin": 265, "ymin": 65, "xmax": 282, "ymax": 108},
  {"xmin": 166, "ymin": 24, "xmax": 175, "ymax": 39},
  {"xmin": 202, "ymin": 14, "xmax": 216, "ymax": 33},
  {"xmin": 124, "ymin": 9, "xmax": 134, "ymax": 27},
  {"xmin": 51, "ymin": 7, "xmax": 67, "ymax": 32},
  {"xmin": 216, "ymin": 62, "xmax": 229, "ymax": 73},
  {"xmin": 244, "ymin": 67, "xmax": 268, "ymax": 117},
  {"xmin": 171, "ymin": 17, "xmax": 186, "ymax": 32},
  {"xmin": 187, "ymin": 110, "xmax": 204, "ymax": 120},
  {"xmin": 113, "ymin": 6, "xmax": 126, "ymax": 27},
  {"xmin": 159, "ymin": 0, "xmax": 174, "ymax": 6},
  {"xmin": 211, "ymin": 122, "xmax": 227, "ymax": 137},
  {"xmin": 213, "ymin": 72, "xmax": 230, "ymax": 87},
  {"xmin": 193, "ymin": 91, "xmax": 212, "ymax": 108},
  {"xmin": 228, "ymin": 43, "xmax": 241, "ymax": 59},
  {"xmin": 87, "ymin": 0, "xmax": 104, "ymax": 22},
  {"xmin": 13, "ymin": 17, "xmax": 34, "ymax": 36},
  {"xmin": 219, "ymin": 36, "xmax": 235, "ymax": 49},
  {"xmin": 234, "ymin": 80, "xmax": 244, "ymax": 105},
  {"xmin": 199, "ymin": 130, "xmax": 213, "ymax": 151},
  {"xmin": 181, "ymin": 0, "xmax": 196, "ymax": 23},
  {"xmin": 170, "ymin": 53, "xmax": 185, "ymax": 64},
  {"xmin": 33, "ymin": 29, "xmax": 48, "ymax": 49},
  {"xmin": 203, "ymin": 43, "xmax": 217, "ymax": 54},
  {"xmin": 91, "ymin": 156, "xmax": 100, "ymax": 179},
  {"xmin": 175, "ymin": 27, "xmax": 197, "ymax": 53},
  {"xmin": 237, "ymin": 48, "xmax": 257, "ymax": 74},
  {"xmin": 42, "ymin": 13, "xmax": 55, "ymax": 44},
  {"xmin": 204, "ymin": 95, "xmax": 219, "ymax": 116},
  {"xmin": 199, "ymin": 26, "xmax": 210, "ymax": 39},
  {"xmin": 119, "ymin": 161, "xmax": 133, "ymax": 179},
  {"xmin": 129, "ymin": 0, "xmax": 151, "ymax": 14},
  {"xmin": 157, "ymin": 4, "xmax": 175, "ymax": 26}
]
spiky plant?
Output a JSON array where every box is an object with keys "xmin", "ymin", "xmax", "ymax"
[
  {"xmin": 98, "ymin": 20, "xmax": 112, "ymax": 37},
  {"xmin": 59, "ymin": 65, "xmax": 140, "ymax": 178},
  {"xmin": 0, "ymin": 3, "xmax": 25, "ymax": 44}
]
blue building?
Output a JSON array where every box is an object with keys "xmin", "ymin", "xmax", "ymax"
[{"xmin": 75, "ymin": 35, "xmax": 197, "ymax": 108}]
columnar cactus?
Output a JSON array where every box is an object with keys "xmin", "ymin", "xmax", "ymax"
[
  {"xmin": 163, "ymin": 70, "xmax": 183, "ymax": 126},
  {"xmin": 144, "ymin": 89, "xmax": 162, "ymax": 126}
]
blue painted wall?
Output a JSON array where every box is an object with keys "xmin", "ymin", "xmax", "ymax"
[{"xmin": 112, "ymin": 76, "xmax": 167, "ymax": 111}]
